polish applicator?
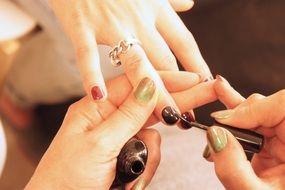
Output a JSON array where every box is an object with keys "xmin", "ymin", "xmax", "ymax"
[{"xmin": 163, "ymin": 106, "xmax": 264, "ymax": 155}]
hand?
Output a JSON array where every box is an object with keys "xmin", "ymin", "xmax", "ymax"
[
  {"xmin": 49, "ymin": 0, "xmax": 210, "ymax": 107},
  {"xmin": 204, "ymin": 75, "xmax": 285, "ymax": 190},
  {"xmin": 25, "ymin": 71, "xmax": 222, "ymax": 190},
  {"xmin": 25, "ymin": 77, "xmax": 160, "ymax": 190}
]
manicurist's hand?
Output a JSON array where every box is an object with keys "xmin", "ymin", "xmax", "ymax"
[
  {"xmin": 49, "ymin": 0, "xmax": 211, "ymax": 106},
  {"xmin": 204, "ymin": 76, "xmax": 285, "ymax": 190},
  {"xmin": 25, "ymin": 71, "xmax": 225, "ymax": 190},
  {"xmin": 25, "ymin": 77, "xmax": 160, "ymax": 190}
]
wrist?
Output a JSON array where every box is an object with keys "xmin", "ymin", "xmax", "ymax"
[{"xmin": 25, "ymin": 172, "xmax": 61, "ymax": 190}]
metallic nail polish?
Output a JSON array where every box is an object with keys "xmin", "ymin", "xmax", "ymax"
[
  {"xmin": 91, "ymin": 86, "xmax": 105, "ymax": 100},
  {"xmin": 161, "ymin": 106, "xmax": 179, "ymax": 125},
  {"xmin": 207, "ymin": 127, "xmax": 227, "ymax": 152},
  {"xmin": 134, "ymin": 77, "xmax": 156, "ymax": 103},
  {"xmin": 203, "ymin": 145, "xmax": 211, "ymax": 159},
  {"xmin": 210, "ymin": 110, "xmax": 234, "ymax": 120},
  {"xmin": 131, "ymin": 179, "xmax": 147, "ymax": 190},
  {"xmin": 180, "ymin": 112, "xmax": 195, "ymax": 129},
  {"xmin": 111, "ymin": 137, "xmax": 147, "ymax": 187}
]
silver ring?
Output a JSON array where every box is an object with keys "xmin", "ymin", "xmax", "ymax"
[{"xmin": 109, "ymin": 39, "xmax": 141, "ymax": 67}]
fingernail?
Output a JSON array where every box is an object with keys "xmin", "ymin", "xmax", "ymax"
[
  {"xmin": 207, "ymin": 127, "xmax": 227, "ymax": 152},
  {"xmin": 91, "ymin": 86, "xmax": 105, "ymax": 100},
  {"xmin": 203, "ymin": 75, "xmax": 214, "ymax": 82},
  {"xmin": 203, "ymin": 145, "xmax": 211, "ymax": 159},
  {"xmin": 215, "ymin": 74, "xmax": 228, "ymax": 83},
  {"xmin": 134, "ymin": 77, "xmax": 156, "ymax": 103},
  {"xmin": 131, "ymin": 179, "xmax": 147, "ymax": 190},
  {"xmin": 210, "ymin": 109, "xmax": 234, "ymax": 119},
  {"xmin": 161, "ymin": 106, "xmax": 179, "ymax": 125},
  {"xmin": 180, "ymin": 112, "xmax": 195, "ymax": 129}
]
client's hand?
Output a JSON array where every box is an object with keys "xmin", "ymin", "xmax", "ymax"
[
  {"xmin": 205, "ymin": 76, "xmax": 285, "ymax": 190},
  {"xmin": 49, "ymin": 0, "xmax": 210, "ymax": 103}
]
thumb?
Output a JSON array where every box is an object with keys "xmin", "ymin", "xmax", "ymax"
[
  {"xmin": 93, "ymin": 77, "xmax": 158, "ymax": 148},
  {"xmin": 211, "ymin": 90, "xmax": 285, "ymax": 129},
  {"xmin": 206, "ymin": 126, "xmax": 265, "ymax": 190}
]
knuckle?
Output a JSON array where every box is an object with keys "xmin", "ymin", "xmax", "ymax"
[
  {"xmin": 215, "ymin": 165, "xmax": 229, "ymax": 182},
  {"xmin": 123, "ymin": 49, "xmax": 146, "ymax": 74},
  {"xmin": 76, "ymin": 44, "xmax": 93, "ymax": 60},
  {"xmin": 276, "ymin": 89, "xmax": 285, "ymax": 106},
  {"xmin": 274, "ymin": 89, "xmax": 285, "ymax": 116},
  {"xmin": 67, "ymin": 103, "xmax": 78, "ymax": 114},
  {"xmin": 124, "ymin": 48, "xmax": 145, "ymax": 66},
  {"xmin": 118, "ymin": 104, "xmax": 144, "ymax": 129},
  {"xmin": 159, "ymin": 54, "xmax": 178, "ymax": 70},
  {"xmin": 248, "ymin": 93, "xmax": 264, "ymax": 101}
]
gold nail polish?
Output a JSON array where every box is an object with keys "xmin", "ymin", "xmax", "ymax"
[
  {"xmin": 207, "ymin": 127, "xmax": 227, "ymax": 152},
  {"xmin": 134, "ymin": 77, "xmax": 156, "ymax": 103},
  {"xmin": 131, "ymin": 179, "xmax": 146, "ymax": 190},
  {"xmin": 210, "ymin": 109, "xmax": 234, "ymax": 119},
  {"xmin": 203, "ymin": 145, "xmax": 211, "ymax": 159}
]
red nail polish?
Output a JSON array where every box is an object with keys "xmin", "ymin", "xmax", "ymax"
[
  {"xmin": 91, "ymin": 86, "xmax": 104, "ymax": 100},
  {"xmin": 180, "ymin": 112, "xmax": 195, "ymax": 129}
]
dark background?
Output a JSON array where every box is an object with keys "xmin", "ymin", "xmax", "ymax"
[{"xmin": 179, "ymin": 0, "xmax": 285, "ymax": 124}]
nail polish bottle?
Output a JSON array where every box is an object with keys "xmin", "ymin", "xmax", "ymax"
[{"xmin": 111, "ymin": 137, "xmax": 148, "ymax": 187}]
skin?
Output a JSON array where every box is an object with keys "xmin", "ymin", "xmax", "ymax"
[
  {"xmin": 49, "ymin": 0, "xmax": 211, "ymax": 119},
  {"xmin": 25, "ymin": 70, "xmax": 228, "ymax": 190},
  {"xmin": 206, "ymin": 76, "xmax": 285, "ymax": 190}
]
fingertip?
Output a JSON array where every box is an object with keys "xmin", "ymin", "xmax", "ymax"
[
  {"xmin": 170, "ymin": 0, "xmax": 194, "ymax": 12},
  {"xmin": 214, "ymin": 74, "xmax": 245, "ymax": 109}
]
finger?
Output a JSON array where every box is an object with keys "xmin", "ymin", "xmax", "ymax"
[
  {"xmin": 156, "ymin": 4, "xmax": 212, "ymax": 77},
  {"xmin": 138, "ymin": 27, "xmax": 179, "ymax": 71},
  {"xmin": 106, "ymin": 71, "xmax": 203, "ymax": 108},
  {"xmin": 172, "ymin": 80, "xmax": 217, "ymax": 112},
  {"xmin": 169, "ymin": 0, "xmax": 194, "ymax": 12},
  {"xmin": 71, "ymin": 26, "xmax": 107, "ymax": 101},
  {"xmin": 160, "ymin": 71, "xmax": 203, "ymax": 92},
  {"xmin": 119, "ymin": 44, "xmax": 180, "ymax": 124},
  {"xmin": 93, "ymin": 77, "xmax": 158, "ymax": 148},
  {"xmin": 214, "ymin": 75, "xmax": 245, "ymax": 109},
  {"xmin": 211, "ymin": 90, "xmax": 285, "ymax": 129},
  {"xmin": 267, "ymin": 136, "xmax": 285, "ymax": 162},
  {"xmin": 207, "ymin": 127, "xmax": 265, "ymax": 189},
  {"xmin": 65, "ymin": 71, "xmax": 205, "ymax": 132},
  {"xmin": 126, "ymin": 129, "xmax": 161, "ymax": 190}
]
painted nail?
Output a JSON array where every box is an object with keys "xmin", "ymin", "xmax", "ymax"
[
  {"xmin": 210, "ymin": 109, "xmax": 234, "ymax": 120},
  {"xmin": 207, "ymin": 127, "xmax": 227, "ymax": 152},
  {"xmin": 215, "ymin": 74, "xmax": 227, "ymax": 82},
  {"xmin": 161, "ymin": 106, "xmax": 179, "ymax": 125},
  {"xmin": 131, "ymin": 179, "xmax": 146, "ymax": 190},
  {"xmin": 180, "ymin": 112, "xmax": 195, "ymax": 129},
  {"xmin": 203, "ymin": 145, "xmax": 211, "ymax": 159},
  {"xmin": 91, "ymin": 86, "xmax": 105, "ymax": 100},
  {"xmin": 134, "ymin": 77, "xmax": 156, "ymax": 103}
]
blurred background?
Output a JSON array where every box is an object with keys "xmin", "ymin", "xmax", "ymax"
[{"xmin": 0, "ymin": 0, "xmax": 284, "ymax": 189}]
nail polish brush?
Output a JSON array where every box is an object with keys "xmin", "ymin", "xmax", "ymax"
[{"xmin": 176, "ymin": 111, "xmax": 264, "ymax": 154}]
